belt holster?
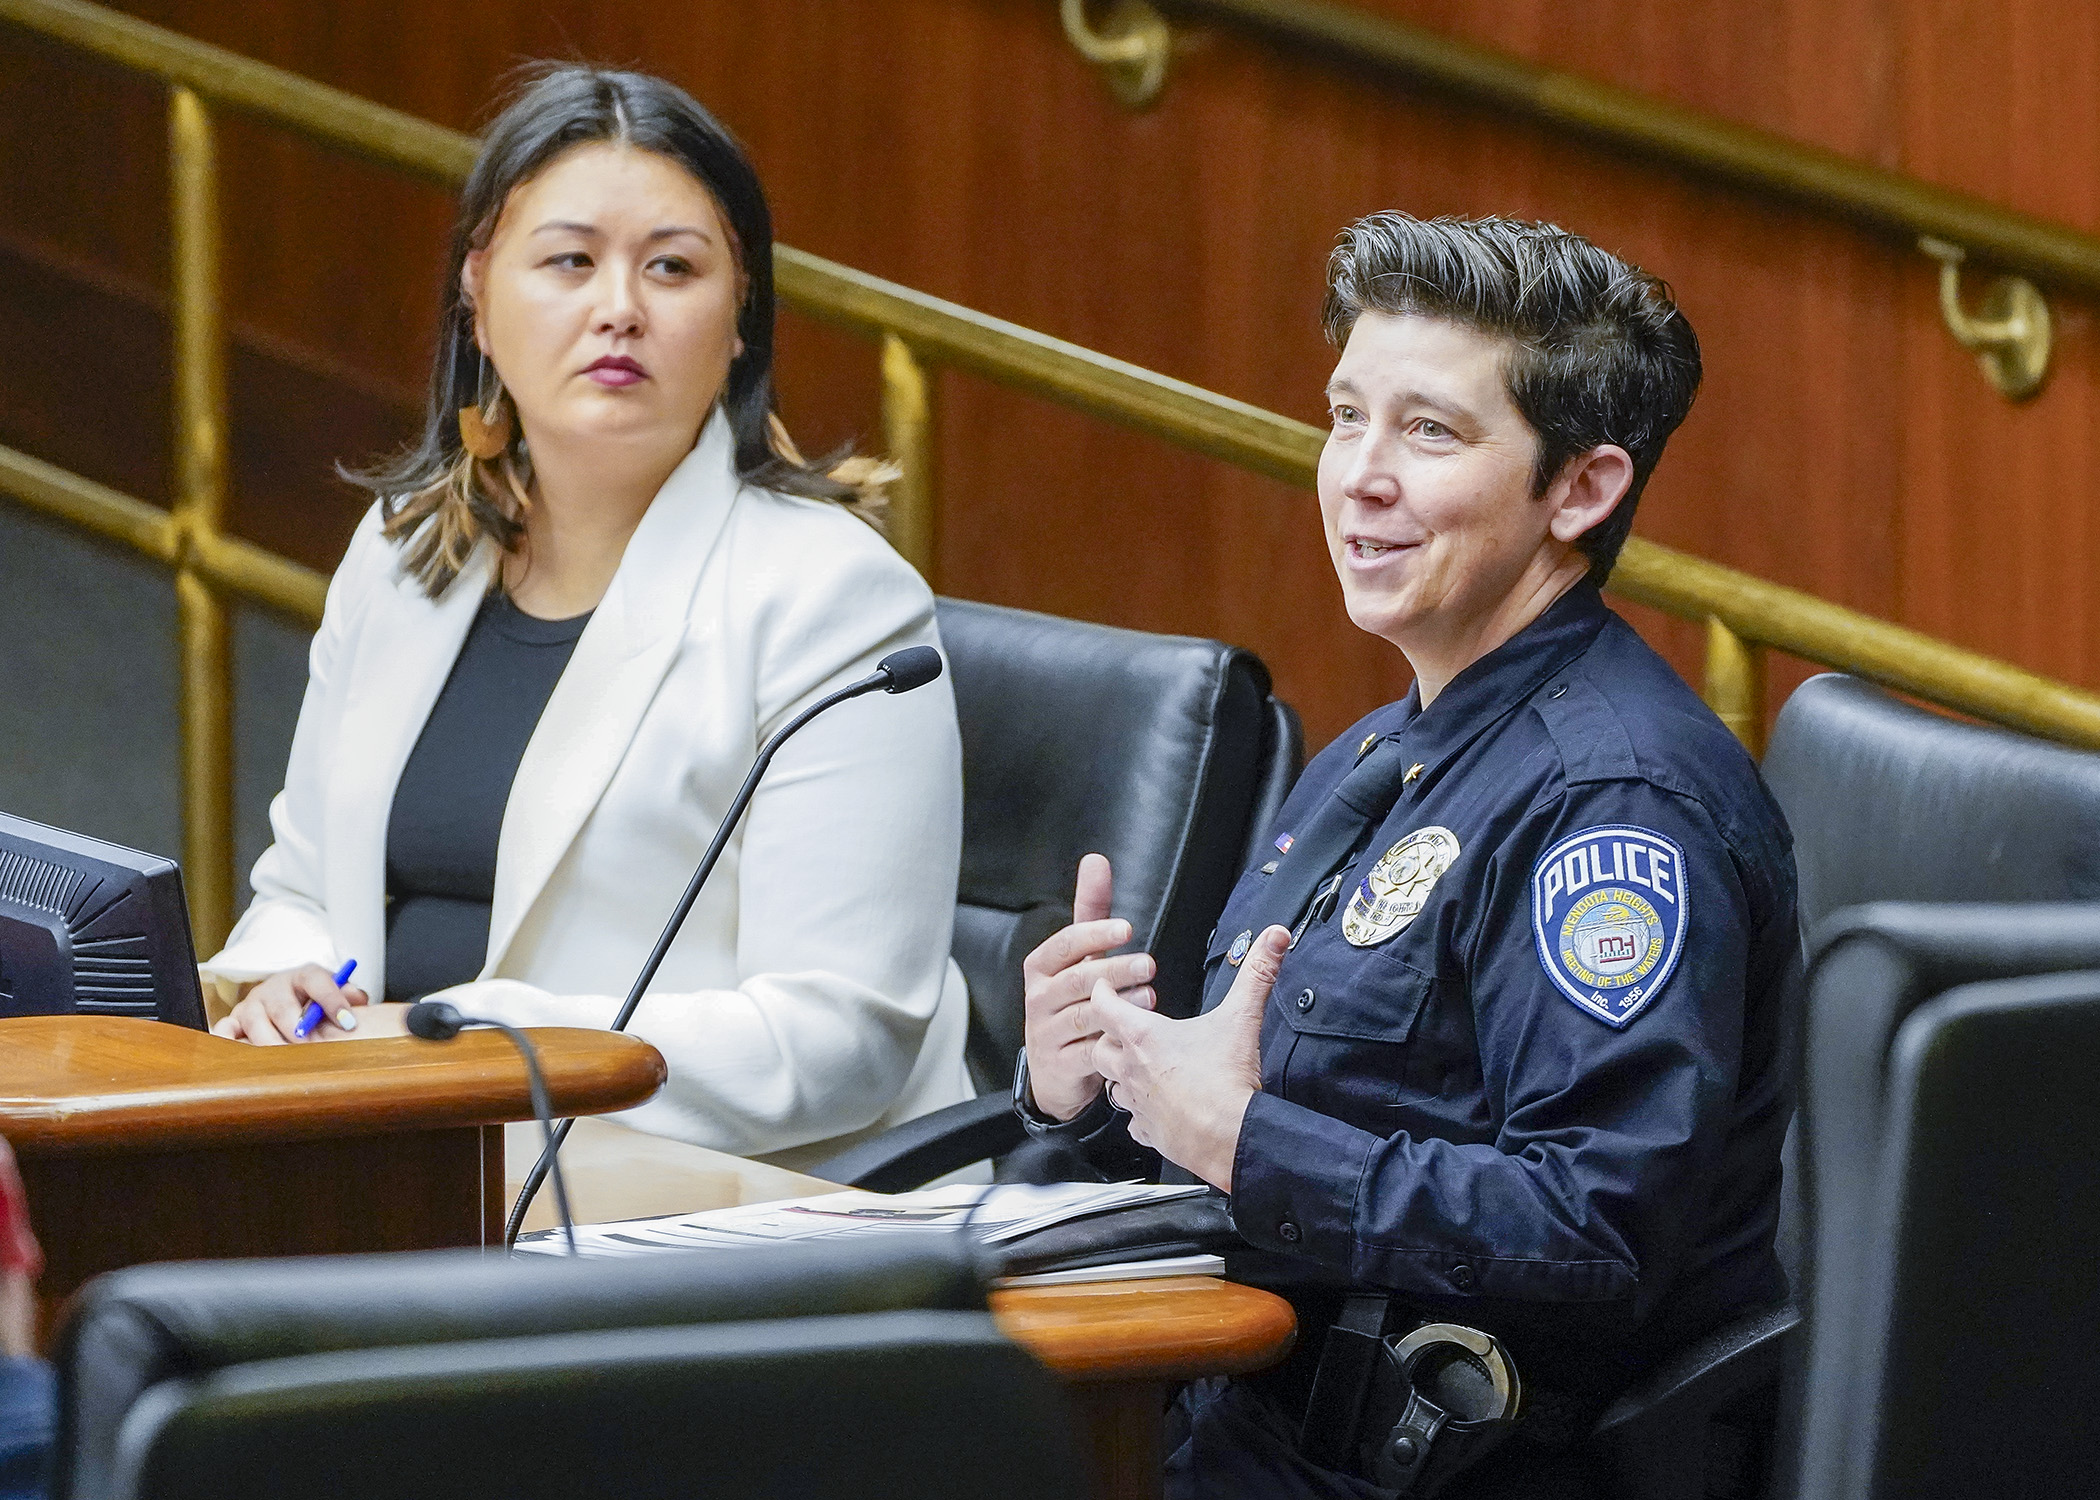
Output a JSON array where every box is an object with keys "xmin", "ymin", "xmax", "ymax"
[{"xmin": 1299, "ymin": 1295, "xmax": 1523, "ymax": 1497}]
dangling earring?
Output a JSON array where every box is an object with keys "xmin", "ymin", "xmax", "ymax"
[
  {"xmin": 766, "ymin": 411, "xmax": 807, "ymax": 466},
  {"xmin": 458, "ymin": 349, "xmax": 513, "ymax": 460}
]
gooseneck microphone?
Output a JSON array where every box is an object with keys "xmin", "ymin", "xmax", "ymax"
[
  {"xmin": 502, "ymin": 644, "xmax": 946, "ymax": 1246},
  {"xmin": 407, "ymin": 998, "xmax": 578, "ymax": 1255}
]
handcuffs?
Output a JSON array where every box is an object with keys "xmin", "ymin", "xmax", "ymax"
[{"xmin": 1302, "ymin": 1294, "xmax": 1524, "ymax": 1496}]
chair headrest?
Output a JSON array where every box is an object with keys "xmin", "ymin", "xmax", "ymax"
[
  {"xmin": 56, "ymin": 1237, "xmax": 987, "ymax": 1500},
  {"xmin": 937, "ymin": 597, "xmax": 1274, "ymax": 1021},
  {"xmin": 1764, "ymin": 674, "xmax": 2100, "ymax": 932},
  {"xmin": 1812, "ymin": 900, "xmax": 2100, "ymax": 1006},
  {"xmin": 112, "ymin": 1310, "xmax": 1083, "ymax": 1500},
  {"xmin": 1804, "ymin": 900, "xmax": 2100, "ymax": 1141}
]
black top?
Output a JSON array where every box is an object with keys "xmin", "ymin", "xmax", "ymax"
[{"xmin": 384, "ymin": 592, "xmax": 591, "ymax": 1004}]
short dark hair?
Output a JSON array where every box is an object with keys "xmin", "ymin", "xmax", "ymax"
[
  {"xmin": 1322, "ymin": 213, "xmax": 1701, "ymax": 583},
  {"xmin": 347, "ymin": 65, "xmax": 869, "ymax": 596}
]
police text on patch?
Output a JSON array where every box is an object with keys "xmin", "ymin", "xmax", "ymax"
[{"xmin": 1530, "ymin": 825, "xmax": 1689, "ymax": 1028}]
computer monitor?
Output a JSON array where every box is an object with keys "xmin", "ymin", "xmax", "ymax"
[{"xmin": 0, "ymin": 810, "xmax": 207, "ymax": 1029}]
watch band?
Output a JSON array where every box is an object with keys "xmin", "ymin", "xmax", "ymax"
[{"xmin": 1012, "ymin": 1047, "xmax": 1126, "ymax": 1145}]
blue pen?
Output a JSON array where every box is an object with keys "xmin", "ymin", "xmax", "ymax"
[{"xmin": 292, "ymin": 959, "xmax": 359, "ymax": 1040}]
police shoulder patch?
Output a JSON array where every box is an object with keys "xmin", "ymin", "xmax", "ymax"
[{"xmin": 1529, "ymin": 824, "xmax": 1688, "ymax": 1028}]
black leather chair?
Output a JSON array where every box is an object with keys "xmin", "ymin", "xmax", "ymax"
[
  {"xmin": 812, "ymin": 599, "xmax": 1300, "ymax": 1190},
  {"xmin": 1763, "ymin": 672, "xmax": 2100, "ymax": 1465},
  {"xmin": 1596, "ymin": 903, "xmax": 2100, "ymax": 1500},
  {"xmin": 54, "ymin": 1237, "xmax": 1085, "ymax": 1500},
  {"xmin": 1594, "ymin": 676, "xmax": 2100, "ymax": 1499},
  {"xmin": 1789, "ymin": 905, "xmax": 2100, "ymax": 1500},
  {"xmin": 1761, "ymin": 672, "xmax": 2100, "ymax": 935}
]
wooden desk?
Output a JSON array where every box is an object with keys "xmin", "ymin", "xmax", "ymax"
[
  {"xmin": 543, "ymin": 1140, "xmax": 1297, "ymax": 1500},
  {"xmin": 993, "ymin": 1275, "xmax": 1296, "ymax": 1500},
  {"xmin": 1, "ymin": 1024, "xmax": 1288, "ymax": 1499},
  {"xmin": 0, "ymin": 1015, "xmax": 664, "ymax": 1323}
]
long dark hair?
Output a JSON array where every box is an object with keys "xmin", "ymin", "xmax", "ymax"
[{"xmin": 346, "ymin": 65, "xmax": 882, "ymax": 596}]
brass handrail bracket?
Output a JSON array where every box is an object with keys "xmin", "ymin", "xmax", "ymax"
[
  {"xmin": 1919, "ymin": 236, "xmax": 2052, "ymax": 401},
  {"xmin": 1701, "ymin": 617, "xmax": 1767, "ymax": 755},
  {"xmin": 1060, "ymin": 0, "xmax": 1171, "ymax": 109},
  {"xmin": 879, "ymin": 334, "xmax": 938, "ymax": 581}
]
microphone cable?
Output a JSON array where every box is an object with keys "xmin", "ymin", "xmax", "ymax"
[{"xmin": 407, "ymin": 1000, "xmax": 577, "ymax": 1256}]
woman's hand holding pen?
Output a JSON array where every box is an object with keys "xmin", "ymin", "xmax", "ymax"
[{"xmin": 213, "ymin": 962, "xmax": 371, "ymax": 1044}]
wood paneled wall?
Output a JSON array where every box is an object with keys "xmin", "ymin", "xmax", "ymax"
[{"xmin": 3, "ymin": 0, "xmax": 2098, "ymax": 751}]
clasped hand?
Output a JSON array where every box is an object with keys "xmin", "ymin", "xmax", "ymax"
[{"xmin": 1021, "ymin": 853, "xmax": 1288, "ymax": 1192}]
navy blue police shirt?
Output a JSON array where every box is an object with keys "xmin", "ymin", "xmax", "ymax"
[{"xmin": 1199, "ymin": 579, "xmax": 1799, "ymax": 1398}]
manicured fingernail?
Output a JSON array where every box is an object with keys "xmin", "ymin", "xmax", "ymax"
[{"xmin": 335, "ymin": 1010, "xmax": 358, "ymax": 1031}]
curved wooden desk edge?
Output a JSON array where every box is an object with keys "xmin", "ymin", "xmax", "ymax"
[
  {"xmin": 0, "ymin": 1016, "xmax": 665, "ymax": 1153},
  {"xmin": 991, "ymin": 1275, "xmax": 1297, "ymax": 1383}
]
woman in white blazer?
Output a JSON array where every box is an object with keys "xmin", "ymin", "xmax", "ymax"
[{"xmin": 202, "ymin": 66, "xmax": 973, "ymax": 1169}]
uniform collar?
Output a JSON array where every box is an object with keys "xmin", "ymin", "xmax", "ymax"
[{"xmin": 1379, "ymin": 578, "xmax": 1610, "ymax": 788}]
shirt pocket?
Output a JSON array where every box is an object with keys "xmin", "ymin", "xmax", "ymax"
[{"xmin": 1275, "ymin": 942, "xmax": 1437, "ymax": 1112}]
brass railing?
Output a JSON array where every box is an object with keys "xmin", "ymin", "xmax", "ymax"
[
  {"xmin": 1065, "ymin": 0, "xmax": 2082, "ymax": 399},
  {"xmin": 6, "ymin": 0, "xmax": 2100, "ymax": 953},
  {"xmin": 1094, "ymin": 0, "xmax": 2100, "ymax": 293}
]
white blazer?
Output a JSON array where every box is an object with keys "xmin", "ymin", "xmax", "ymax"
[{"xmin": 203, "ymin": 413, "xmax": 974, "ymax": 1166}]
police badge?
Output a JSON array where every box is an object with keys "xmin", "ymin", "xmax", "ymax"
[
  {"xmin": 1341, "ymin": 826, "xmax": 1461, "ymax": 947},
  {"xmin": 1530, "ymin": 825, "xmax": 1689, "ymax": 1027}
]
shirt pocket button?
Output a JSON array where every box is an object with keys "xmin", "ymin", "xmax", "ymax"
[
  {"xmin": 1448, "ymin": 1263, "xmax": 1474, "ymax": 1290},
  {"xmin": 1278, "ymin": 1220, "xmax": 1302, "ymax": 1244},
  {"xmin": 1295, "ymin": 988, "xmax": 1316, "ymax": 1013}
]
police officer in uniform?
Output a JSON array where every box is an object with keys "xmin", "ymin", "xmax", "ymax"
[{"xmin": 1015, "ymin": 214, "xmax": 1798, "ymax": 1498}]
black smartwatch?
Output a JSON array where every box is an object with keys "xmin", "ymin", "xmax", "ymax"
[{"xmin": 1012, "ymin": 1047, "xmax": 1127, "ymax": 1145}]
